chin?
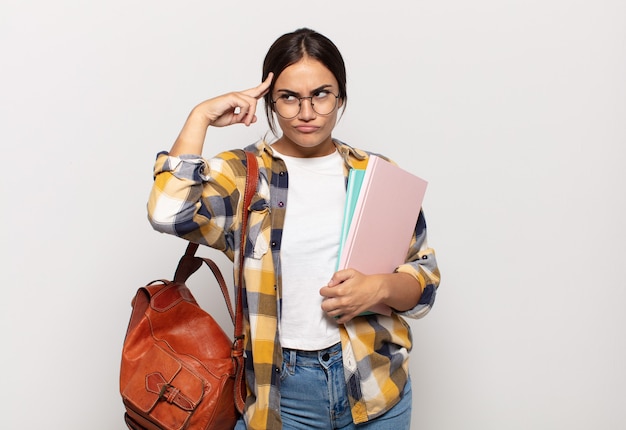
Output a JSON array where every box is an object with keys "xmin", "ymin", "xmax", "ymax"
[{"xmin": 289, "ymin": 133, "xmax": 332, "ymax": 148}]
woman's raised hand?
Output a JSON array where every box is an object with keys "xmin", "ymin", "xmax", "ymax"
[
  {"xmin": 197, "ymin": 73, "xmax": 274, "ymax": 128},
  {"xmin": 170, "ymin": 74, "xmax": 274, "ymax": 156}
]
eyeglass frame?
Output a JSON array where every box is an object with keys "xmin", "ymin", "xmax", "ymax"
[{"xmin": 270, "ymin": 91, "xmax": 341, "ymax": 119}]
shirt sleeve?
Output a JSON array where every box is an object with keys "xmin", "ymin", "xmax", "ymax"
[
  {"xmin": 147, "ymin": 151, "xmax": 243, "ymax": 255},
  {"xmin": 394, "ymin": 209, "xmax": 440, "ymax": 319}
]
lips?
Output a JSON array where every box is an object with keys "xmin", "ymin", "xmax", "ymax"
[{"xmin": 295, "ymin": 125, "xmax": 320, "ymax": 133}]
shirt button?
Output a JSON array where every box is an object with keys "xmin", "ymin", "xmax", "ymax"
[
  {"xmin": 421, "ymin": 255, "xmax": 428, "ymax": 260},
  {"xmin": 278, "ymin": 201, "xmax": 284, "ymax": 207}
]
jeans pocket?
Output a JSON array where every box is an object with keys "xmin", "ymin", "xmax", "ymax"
[{"xmin": 280, "ymin": 351, "xmax": 295, "ymax": 381}]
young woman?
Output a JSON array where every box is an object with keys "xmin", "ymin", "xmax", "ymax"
[{"xmin": 148, "ymin": 28, "xmax": 440, "ymax": 430}]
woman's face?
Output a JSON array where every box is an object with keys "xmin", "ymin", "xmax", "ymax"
[{"xmin": 271, "ymin": 57, "xmax": 342, "ymax": 158}]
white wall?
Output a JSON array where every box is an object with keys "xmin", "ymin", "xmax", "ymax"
[{"xmin": 2, "ymin": 1, "xmax": 625, "ymax": 428}]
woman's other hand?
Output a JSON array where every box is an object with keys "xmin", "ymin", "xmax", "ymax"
[{"xmin": 320, "ymin": 269, "xmax": 422, "ymax": 324}]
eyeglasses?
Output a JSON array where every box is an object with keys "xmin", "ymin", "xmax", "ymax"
[{"xmin": 271, "ymin": 91, "xmax": 339, "ymax": 119}]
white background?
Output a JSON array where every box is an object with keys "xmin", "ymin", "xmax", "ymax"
[{"xmin": 2, "ymin": 1, "xmax": 625, "ymax": 428}]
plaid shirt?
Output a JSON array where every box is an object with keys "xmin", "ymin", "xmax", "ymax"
[{"xmin": 148, "ymin": 139, "xmax": 440, "ymax": 429}]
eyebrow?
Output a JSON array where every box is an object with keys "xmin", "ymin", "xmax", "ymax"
[{"xmin": 275, "ymin": 84, "xmax": 334, "ymax": 96}]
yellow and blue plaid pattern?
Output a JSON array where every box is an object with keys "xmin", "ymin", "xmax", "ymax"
[{"xmin": 148, "ymin": 140, "xmax": 440, "ymax": 428}]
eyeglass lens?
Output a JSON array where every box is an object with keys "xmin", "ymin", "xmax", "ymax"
[{"xmin": 273, "ymin": 93, "xmax": 338, "ymax": 119}]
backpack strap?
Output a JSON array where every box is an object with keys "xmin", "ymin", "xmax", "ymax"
[{"xmin": 233, "ymin": 150, "xmax": 258, "ymax": 413}]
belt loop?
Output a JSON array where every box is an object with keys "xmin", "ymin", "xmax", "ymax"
[{"xmin": 289, "ymin": 349, "xmax": 297, "ymax": 367}]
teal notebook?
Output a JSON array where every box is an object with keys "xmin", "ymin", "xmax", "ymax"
[
  {"xmin": 336, "ymin": 169, "xmax": 366, "ymax": 271},
  {"xmin": 336, "ymin": 168, "xmax": 382, "ymax": 316}
]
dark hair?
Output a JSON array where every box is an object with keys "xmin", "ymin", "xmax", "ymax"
[{"xmin": 262, "ymin": 28, "xmax": 347, "ymax": 135}]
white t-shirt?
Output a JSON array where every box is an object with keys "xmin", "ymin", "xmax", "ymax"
[{"xmin": 274, "ymin": 148, "xmax": 345, "ymax": 350}]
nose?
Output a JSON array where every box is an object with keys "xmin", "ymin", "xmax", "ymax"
[{"xmin": 298, "ymin": 97, "xmax": 316, "ymax": 120}]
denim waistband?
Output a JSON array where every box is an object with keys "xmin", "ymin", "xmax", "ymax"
[
  {"xmin": 283, "ymin": 341, "xmax": 341, "ymax": 355},
  {"xmin": 282, "ymin": 342, "xmax": 342, "ymax": 368}
]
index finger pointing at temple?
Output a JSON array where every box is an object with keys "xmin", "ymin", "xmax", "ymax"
[{"xmin": 243, "ymin": 73, "xmax": 274, "ymax": 99}]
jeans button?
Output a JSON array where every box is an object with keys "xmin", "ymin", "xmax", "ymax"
[{"xmin": 321, "ymin": 353, "xmax": 330, "ymax": 361}]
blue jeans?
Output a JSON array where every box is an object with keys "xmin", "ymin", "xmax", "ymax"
[{"xmin": 235, "ymin": 342, "xmax": 412, "ymax": 429}]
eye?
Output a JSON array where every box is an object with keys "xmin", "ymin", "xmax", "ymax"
[
  {"xmin": 313, "ymin": 90, "xmax": 330, "ymax": 100},
  {"xmin": 278, "ymin": 94, "xmax": 298, "ymax": 104}
]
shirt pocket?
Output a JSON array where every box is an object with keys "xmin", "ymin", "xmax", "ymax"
[{"xmin": 245, "ymin": 195, "xmax": 271, "ymax": 260}]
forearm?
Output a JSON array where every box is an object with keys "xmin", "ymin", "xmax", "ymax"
[
  {"xmin": 169, "ymin": 108, "xmax": 211, "ymax": 156},
  {"xmin": 377, "ymin": 272, "xmax": 422, "ymax": 312}
]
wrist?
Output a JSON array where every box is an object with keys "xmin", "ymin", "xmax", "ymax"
[
  {"xmin": 375, "ymin": 274, "xmax": 393, "ymax": 304},
  {"xmin": 188, "ymin": 106, "xmax": 214, "ymax": 128}
]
